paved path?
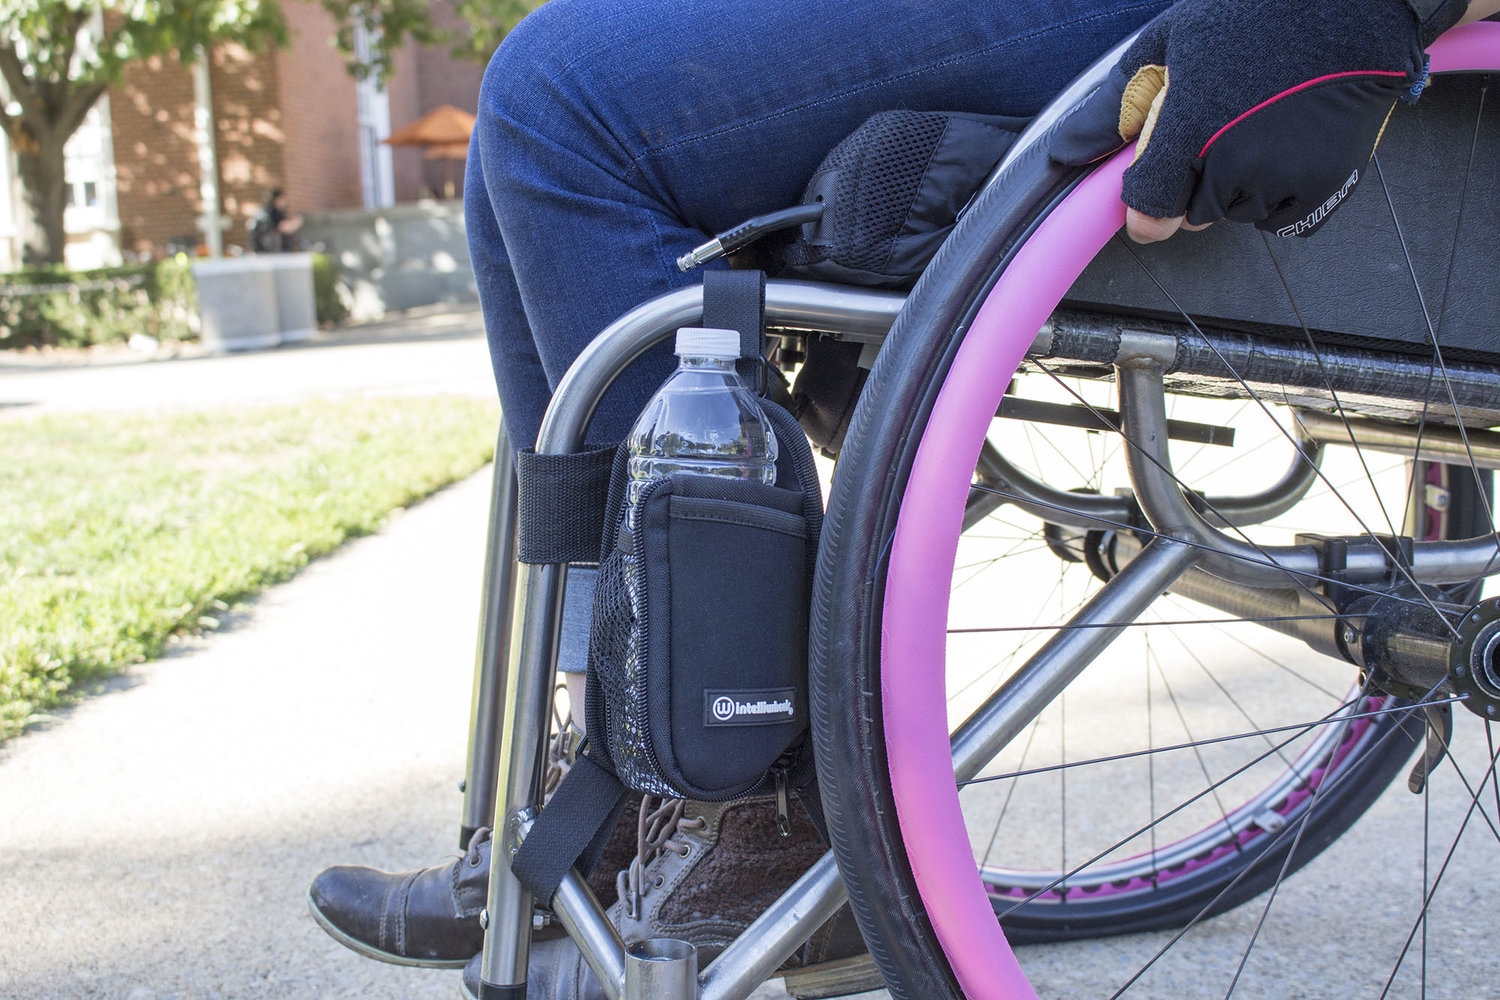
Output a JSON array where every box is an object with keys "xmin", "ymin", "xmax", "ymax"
[
  {"xmin": 0, "ymin": 306, "xmax": 495, "ymax": 418},
  {"xmin": 0, "ymin": 314, "xmax": 799, "ymax": 1000},
  {"xmin": 0, "ymin": 473, "xmax": 489, "ymax": 999}
]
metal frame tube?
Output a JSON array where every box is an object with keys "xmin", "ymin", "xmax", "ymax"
[
  {"xmin": 1298, "ymin": 409, "xmax": 1500, "ymax": 470},
  {"xmin": 1118, "ymin": 363, "xmax": 1325, "ymax": 587},
  {"xmin": 970, "ymin": 433, "xmax": 1323, "ymax": 535},
  {"xmin": 522, "ymin": 834, "xmax": 848, "ymax": 1000},
  {"xmin": 1108, "ymin": 531, "xmax": 1341, "ymax": 656},
  {"xmin": 950, "ymin": 537, "xmax": 1199, "ymax": 784},
  {"xmin": 699, "ymin": 855, "xmax": 847, "ymax": 1000},
  {"xmin": 1118, "ymin": 364, "xmax": 1500, "ymax": 587},
  {"xmin": 626, "ymin": 940, "xmax": 698, "ymax": 1000},
  {"xmin": 460, "ymin": 421, "xmax": 519, "ymax": 848},
  {"xmin": 552, "ymin": 869, "xmax": 628, "ymax": 1000},
  {"xmin": 478, "ymin": 557, "xmax": 565, "ymax": 991}
]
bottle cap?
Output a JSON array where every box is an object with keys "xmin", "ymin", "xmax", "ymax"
[{"xmin": 675, "ymin": 327, "xmax": 740, "ymax": 360}]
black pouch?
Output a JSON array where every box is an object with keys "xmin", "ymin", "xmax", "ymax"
[
  {"xmin": 777, "ymin": 109, "xmax": 1028, "ymax": 290},
  {"xmin": 585, "ymin": 398, "xmax": 822, "ymax": 801}
]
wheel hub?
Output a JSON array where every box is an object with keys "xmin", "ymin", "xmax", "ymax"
[{"xmin": 1450, "ymin": 597, "xmax": 1500, "ymax": 720}]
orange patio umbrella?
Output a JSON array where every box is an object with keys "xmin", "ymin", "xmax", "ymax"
[{"xmin": 384, "ymin": 106, "xmax": 476, "ymax": 197}]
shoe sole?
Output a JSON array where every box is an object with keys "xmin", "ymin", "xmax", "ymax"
[
  {"xmin": 307, "ymin": 890, "xmax": 472, "ymax": 970},
  {"xmin": 782, "ymin": 952, "xmax": 886, "ymax": 999}
]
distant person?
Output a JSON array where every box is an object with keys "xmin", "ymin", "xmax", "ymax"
[{"xmin": 250, "ymin": 188, "xmax": 303, "ymax": 253}]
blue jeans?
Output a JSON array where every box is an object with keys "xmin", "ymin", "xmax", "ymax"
[
  {"xmin": 465, "ymin": 0, "xmax": 1172, "ymax": 670},
  {"xmin": 466, "ymin": 0, "xmax": 1171, "ymax": 451}
]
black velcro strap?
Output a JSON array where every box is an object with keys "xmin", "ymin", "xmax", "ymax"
[
  {"xmin": 516, "ymin": 445, "xmax": 618, "ymax": 564},
  {"xmin": 702, "ymin": 269, "xmax": 767, "ymax": 393},
  {"xmin": 478, "ymin": 983, "xmax": 527, "ymax": 1000},
  {"xmin": 511, "ymin": 755, "xmax": 629, "ymax": 906}
]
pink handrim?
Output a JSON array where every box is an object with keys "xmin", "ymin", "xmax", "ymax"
[{"xmin": 878, "ymin": 24, "xmax": 1500, "ymax": 1000}]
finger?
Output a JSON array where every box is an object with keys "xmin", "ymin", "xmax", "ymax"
[
  {"xmin": 1180, "ymin": 219, "xmax": 1212, "ymax": 232},
  {"xmin": 1125, "ymin": 208, "xmax": 1186, "ymax": 244},
  {"xmin": 1121, "ymin": 78, "xmax": 1202, "ymax": 223}
]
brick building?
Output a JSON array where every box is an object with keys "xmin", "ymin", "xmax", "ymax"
[{"xmin": 0, "ymin": 1, "xmax": 487, "ymax": 268}]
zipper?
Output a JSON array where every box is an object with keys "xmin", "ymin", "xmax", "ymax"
[{"xmin": 772, "ymin": 760, "xmax": 792, "ymax": 838}]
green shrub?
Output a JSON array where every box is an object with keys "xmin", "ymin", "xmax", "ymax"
[
  {"xmin": 311, "ymin": 251, "xmax": 350, "ymax": 327},
  {"xmin": 0, "ymin": 258, "xmax": 198, "ymax": 350}
]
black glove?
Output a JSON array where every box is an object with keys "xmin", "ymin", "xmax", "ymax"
[{"xmin": 1053, "ymin": 0, "xmax": 1469, "ymax": 237}]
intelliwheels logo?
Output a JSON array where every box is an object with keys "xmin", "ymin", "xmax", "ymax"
[{"xmin": 704, "ymin": 688, "xmax": 798, "ymax": 727}]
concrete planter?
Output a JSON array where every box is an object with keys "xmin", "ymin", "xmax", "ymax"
[
  {"xmin": 192, "ymin": 258, "xmax": 279, "ymax": 352},
  {"xmin": 265, "ymin": 252, "xmax": 317, "ymax": 344},
  {"xmin": 192, "ymin": 253, "xmax": 317, "ymax": 352}
]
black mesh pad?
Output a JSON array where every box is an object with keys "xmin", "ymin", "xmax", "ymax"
[{"xmin": 779, "ymin": 110, "xmax": 1024, "ymax": 287}]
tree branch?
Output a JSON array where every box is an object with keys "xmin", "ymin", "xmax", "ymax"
[
  {"xmin": 0, "ymin": 43, "xmax": 34, "ymax": 105},
  {"xmin": 54, "ymin": 8, "xmax": 87, "ymax": 89},
  {"xmin": 58, "ymin": 80, "xmax": 107, "ymax": 140}
]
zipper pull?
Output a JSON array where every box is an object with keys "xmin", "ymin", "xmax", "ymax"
[{"xmin": 773, "ymin": 764, "xmax": 792, "ymax": 838}]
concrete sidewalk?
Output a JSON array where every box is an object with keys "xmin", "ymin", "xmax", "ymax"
[
  {"xmin": 0, "ymin": 472, "xmax": 490, "ymax": 999},
  {"xmin": 0, "ymin": 309, "xmax": 501, "ymax": 998},
  {"xmin": 0, "ymin": 312, "xmax": 802, "ymax": 1000},
  {"xmin": 0, "ymin": 305, "xmax": 495, "ymax": 418}
]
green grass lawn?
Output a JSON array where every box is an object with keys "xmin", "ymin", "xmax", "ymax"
[{"xmin": 0, "ymin": 395, "xmax": 499, "ymax": 741}]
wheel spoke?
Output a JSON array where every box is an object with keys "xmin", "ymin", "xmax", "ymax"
[
  {"xmin": 1110, "ymin": 242, "xmax": 1464, "ymax": 640},
  {"xmin": 1378, "ymin": 733, "xmax": 1500, "ymax": 997}
]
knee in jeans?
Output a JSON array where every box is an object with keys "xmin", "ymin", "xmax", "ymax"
[{"xmin": 477, "ymin": 0, "xmax": 625, "ymax": 153}]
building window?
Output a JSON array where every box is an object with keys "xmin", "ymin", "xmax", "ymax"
[{"xmin": 63, "ymin": 100, "xmax": 118, "ymax": 235}]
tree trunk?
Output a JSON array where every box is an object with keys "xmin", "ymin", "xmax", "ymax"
[{"xmin": 13, "ymin": 136, "xmax": 70, "ymax": 267}]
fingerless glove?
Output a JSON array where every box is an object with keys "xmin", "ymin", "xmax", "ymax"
[{"xmin": 1055, "ymin": 0, "xmax": 1468, "ymax": 236}]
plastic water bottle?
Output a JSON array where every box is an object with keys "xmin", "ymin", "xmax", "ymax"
[{"xmin": 625, "ymin": 327, "xmax": 778, "ymax": 524}]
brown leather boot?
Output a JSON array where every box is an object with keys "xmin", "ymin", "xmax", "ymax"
[
  {"xmin": 307, "ymin": 723, "xmax": 638, "ymax": 968},
  {"xmin": 461, "ymin": 794, "xmax": 877, "ymax": 998}
]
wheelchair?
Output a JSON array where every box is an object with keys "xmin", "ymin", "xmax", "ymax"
[{"xmin": 455, "ymin": 21, "xmax": 1500, "ymax": 1000}]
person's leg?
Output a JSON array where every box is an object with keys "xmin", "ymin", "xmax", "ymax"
[
  {"xmin": 463, "ymin": 137, "xmax": 550, "ymax": 458},
  {"xmin": 479, "ymin": 0, "xmax": 1175, "ymax": 451}
]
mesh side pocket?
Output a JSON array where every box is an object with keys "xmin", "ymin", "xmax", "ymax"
[
  {"xmin": 588, "ymin": 541, "xmax": 678, "ymax": 798},
  {"xmin": 781, "ymin": 110, "xmax": 948, "ymax": 274}
]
